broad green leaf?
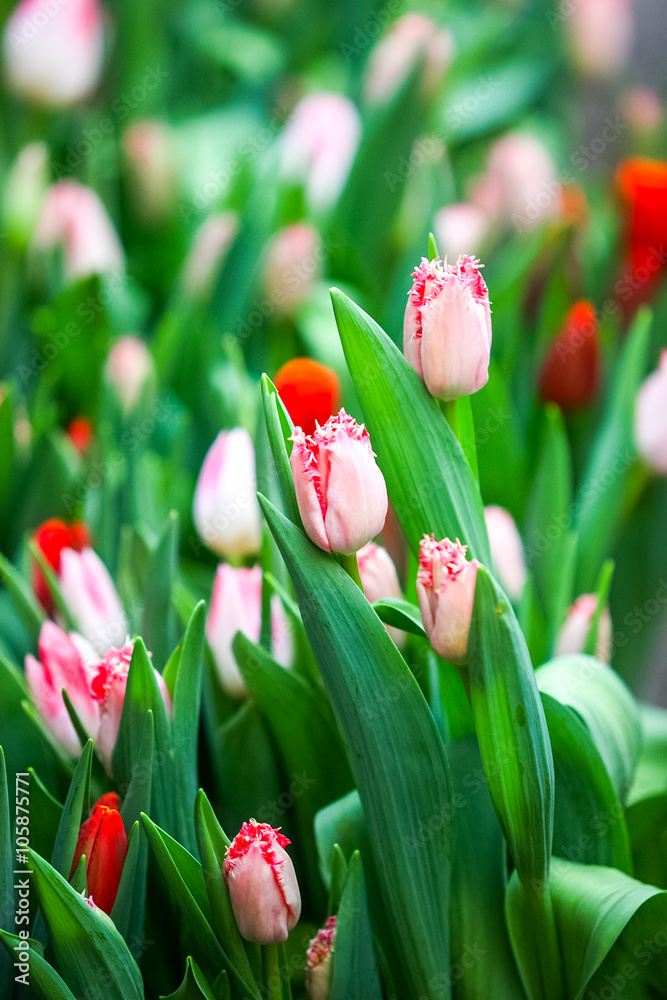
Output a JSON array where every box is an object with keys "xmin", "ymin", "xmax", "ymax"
[
  {"xmin": 330, "ymin": 852, "xmax": 382, "ymax": 1000},
  {"xmin": 371, "ymin": 597, "xmax": 426, "ymax": 637},
  {"xmin": 141, "ymin": 511, "xmax": 180, "ymax": 669},
  {"xmin": 536, "ymin": 655, "xmax": 641, "ymax": 803},
  {"xmin": 314, "ymin": 791, "xmax": 365, "ymax": 891},
  {"xmin": 330, "ymin": 289, "xmax": 490, "ymax": 564},
  {"xmin": 468, "ymin": 566, "xmax": 554, "ymax": 890},
  {"xmin": 626, "ymin": 794, "xmax": 667, "ymax": 889},
  {"xmin": 112, "ymin": 821, "xmax": 149, "ymax": 960},
  {"xmin": 630, "ymin": 703, "xmax": 667, "ymax": 803},
  {"xmin": 505, "ymin": 877, "xmax": 565, "ymax": 1000},
  {"xmin": 49, "ymin": 740, "xmax": 93, "ymax": 878},
  {"xmin": 261, "ymin": 375, "xmax": 300, "ymax": 526},
  {"xmin": 26, "ymin": 768, "xmax": 63, "ymax": 859},
  {"xmin": 260, "ymin": 496, "xmax": 453, "ymax": 999},
  {"xmin": 0, "ymin": 552, "xmax": 46, "ymax": 643},
  {"xmin": 0, "ymin": 930, "xmax": 75, "ymax": 1000},
  {"xmin": 171, "ymin": 601, "xmax": 206, "ymax": 809}
]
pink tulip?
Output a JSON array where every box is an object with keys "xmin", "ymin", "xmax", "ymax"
[
  {"xmin": 32, "ymin": 181, "xmax": 124, "ymax": 281},
  {"xmin": 262, "ymin": 223, "xmax": 321, "ymax": 316},
  {"xmin": 555, "ymin": 595, "xmax": 612, "ymax": 663},
  {"xmin": 306, "ymin": 916, "xmax": 336, "ymax": 1000},
  {"xmin": 567, "ymin": 0, "xmax": 632, "ymax": 79},
  {"xmin": 59, "ymin": 547, "xmax": 128, "ymax": 656},
  {"xmin": 91, "ymin": 641, "xmax": 172, "ymax": 773},
  {"xmin": 206, "ymin": 564, "xmax": 292, "ymax": 698},
  {"xmin": 473, "ymin": 132, "xmax": 560, "ymax": 230},
  {"xmin": 104, "ymin": 336, "xmax": 155, "ymax": 415},
  {"xmin": 621, "ymin": 89, "xmax": 662, "ymax": 134},
  {"xmin": 434, "ymin": 203, "xmax": 490, "ymax": 261},
  {"xmin": 404, "ymin": 255, "xmax": 492, "ymax": 401},
  {"xmin": 484, "ymin": 506, "xmax": 527, "ymax": 602},
  {"xmin": 290, "ymin": 409, "xmax": 388, "ymax": 555},
  {"xmin": 223, "ymin": 820, "xmax": 301, "ymax": 944},
  {"xmin": 635, "ymin": 351, "xmax": 667, "ymax": 474},
  {"xmin": 357, "ymin": 542, "xmax": 405, "ymax": 647},
  {"xmin": 364, "ymin": 12, "xmax": 454, "ymax": 106},
  {"xmin": 3, "ymin": 0, "xmax": 105, "ymax": 107},
  {"xmin": 25, "ymin": 622, "xmax": 99, "ymax": 756},
  {"xmin": 193, "ymin": 429, "xmax": 263, "ymax": 559},
  {"xmin": 416, "ymin": 535, "xmax": 479, "ymax": 662},
  {"xmin": 181, "ymin": 212, "xmax": 237, "ymax": 298},
  {"xmin": 280, "ymin": 93, "xmax": 361, "ymax": 211},
  {"xmin": 123, "ymin": 120, "xmax": 179, "ymax": 224}
]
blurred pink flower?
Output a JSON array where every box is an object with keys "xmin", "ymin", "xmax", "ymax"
[
  {"xmin": 59, "ymin": 547, "xmax": 128, "ymax": 656},
  {"xmin": 434, "ymin": 203, "xmax": 490, "ymax": 262},
  {"xmin": 555, "ymin": 594, "xmax": 612, "ymax": 663},
  {"xmin": 417, "ymin": 535, "xmax": 478, "ymax": 662},
  {"xmin": 123, "ymin": 120, "xmax": 179, "ymax": 224},
  {"xmin": 104, "ymin": 336, "xmax": 155, "ymax": 415},
  {"xmin": 306, "ymin": 916, "xmax": 336, "ymax": 999},
  {"xmin": 364, "ymin": 12, "xmax": 454, "ymax": 106},
  {"xmin": 193, "ymin": 429, "xmax": 263, "ymax": 559},
  {"xmin": 472, "ymin": 132, "xmax": 560, "ymax": 230},
  {"xmin": 567, "ymin": 0, "xmax": 633, "ymax": 79},
  {"xmin": 484, "ymin": 505, "xmax": 527, "ymax": 602},
  {"xmin": 357, "ymin": 541, "xmax": 405, "ymax": 647},
  {"xmin": 181, "ymin": 212, "xmax": 237, "ymax": 298},
  {"xmin": 635, "ymin": 351, "xmax": 667, "ymax": 473},
  {"xmin": 32, "ymin": 181, "xmax": 123, "ymax": 281},
  {"xmin": 262, "ymin": 223, "xmax": 321, "ymax": 316}
]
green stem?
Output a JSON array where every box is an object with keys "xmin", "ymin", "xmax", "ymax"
[
  {"xmin": 262, "ymin": 942, "xmax": 283, "ymax": 1000},
  {"xmin": 340, "ymin": 552, "xmax": 363, "ymax": 589}
]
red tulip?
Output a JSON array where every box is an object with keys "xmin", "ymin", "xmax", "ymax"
[
  {"xmin": 274, "ymin": 358, "xmax": 340, "ymax": 436},
  {"xmin": 69, "ymin": 794, "xmax": 128, "ymax": 915},
  {"xmin": 67, "ymin": 417, "xmax": 93, "ymax": 455},
  {"xmin": 615, "ymin": 158, "xmax": 667, "ymax": 313},
  {"xmin": 32, "ymin": 518, "xmax": 90, "ymax": 613},
  {"xmin": 539, "ymin": 301, "xmax": 599, "ymax": 410}
]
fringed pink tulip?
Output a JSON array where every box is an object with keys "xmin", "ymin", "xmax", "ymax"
[
  {"xmin": 363, "ymin": 12, "xmax": 454, "ymax": 106},
  {"xmin": 280, "ymin": 93, "xmax": 361, "ymax": 211},
  {"xmin": 290, "ymin": 409, "xmax": 388, "ymax": 555},
  {"xmin": 404, "ymin": 255, "xmax": 492, "ymax": 401},
  {"xmin": 59, "ymin": 547, "xmax": 128, "ymax": 656},
  {"xmin": 635, "ymin": 351, "xmax": 667, "ymax": 474},
  {"xmin": 223, "ymin": 820, "xmax": 301, "ymax": 944},
  {"xmin": 206, "ymin": 565, "xmax": 292, "ymax": 698},
  {"xmin": 306, "ymin": 916, "xmax": 336, "ymax": 1000},
  {"xmin": 484, "ymin": 506, "xmax": 527, "ymax": 602},
  {"xmin": 262, "ymin": 223, "xmax": 321, "ymax": 316},
  {"xmin": 32, "ymin": 181, "xmax": 123, "ymax": 281},
  {"xmin": 434, "ymin": 203, "xmax": 490, "ymax": 261},
  {"xmin": 193, "ymin": 428, "xmax": 263, "ymax": 559},
  {"xmin": 357, "ymin": 542, "xmax": 405, "ymax": 647},
  {"xmin": 567, "ymin": 0, "xmax": 633, "ymax": 79},
  {"xmin": 3, "ymin": 0, "xmax": 105, "ymax": 107},
  {"xmin": 181, "ymin": 212, "xmax": 237, "ymax": 298},
  {"xmin": 555, "ymin": 595, "xmax": 612, "ymax": 663},
  {"xmin": 417, "ymin": 535, "xmax": 479, "ymax": 662},
  {"xmin": 104, "ymin": 336, "xmax": 155, "ymax": 416}
]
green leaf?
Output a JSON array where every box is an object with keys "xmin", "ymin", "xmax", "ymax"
[
  {"xmin": 582, "ymin": 560, "xmax": 614, "ymax": 657},
  {"xmin": 161, "ymin": 956, "xmax": 218, "ymax": 1000},
  {"xmin": 314, "ymin": 791, "xmax": 365, "ymax": 891},
  {"xmin": 260, "ymin": 375, "xmax": 300, "ymax": 526},
  {"xmin": 171, "ymin": 601, "xmax": 206, "ymax": 809},
  {"xmin": 260, "ymin": 495, "xmax": 453, "ymax": 998},
  {"xmin": 371, "ymin": 597, "xmax": 426, "ymax": 638},
  {"xmin": 26, "ymin": 768, "xmax": 63, "ymax": 859},
  {"xmin": 141, "ymin": 511, "xmax": 180, "ymax": 669},
  {"xmin": 0, "ymin": 749, "xmax": 14, "ymax": 997},
  {"xmin": 330, "ymin": 852, "xmax": 382, "ymax": 1000},
  {"xmin": 0, "ymin": 930, "xmax": 76, "ymax": 1000},
  {"xmin": 27, "ymin": 539, "xmax": 75, "ymax": 631},
  {"xmin": 327, "ymin": 845, "xmax": 348, "ymax": 915},
  {"xmin": 0, "ymin": 551, "xmax": 46, "ymax": 643},
  {"xmin": 625, "ymin": 794, "xmax": 667, "ymax": 888},
  {"xmin": 330, "ymin": 288, "xmax": 490, "ymax": 564},
  {"xmin": 112, "ymin": 821, "xmax": 149, "ymax": 960},
  {"xmin": 49, "ymin": 740, "xmax": 93, "ymax": 879}
]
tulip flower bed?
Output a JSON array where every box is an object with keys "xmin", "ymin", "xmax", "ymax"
[{"xmin": 2, "ymin": 0, "xmax": 667, "ymax": 998}]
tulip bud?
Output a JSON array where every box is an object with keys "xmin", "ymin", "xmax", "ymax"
[
  {"xmin": 634, "ymin": 351, "xmax": 667, "ymax": 473},
  {"xmin": 70, "ymin": 793, "xmax": 128, "ymax": 914},
  {"xmin": 483, "ymin": 506, "xmax": 527, "ymax": 602},
  {"xmin": 476, "ymin": 132, "xmax": 560, "ymax": 229},
  {"xmin": 262, "ymin": 223, "xmax": 321, "ymax": 316},
  {"xmin": 206, "ymin": 564, "xmax": 292, "ymax": 698},
  {"xmin": 290, "ymin": 409, "xmax": 388, "ymax": 555},
  {"xmin": 25, "ymin": 622, "xmax": 99, "ymax": 756},
  {"xmin": 103, "ymin": 336, "xmax": 155, "ymax": 417},
  {"xmin": 357, "ymin": 542, "xmax": 405, "ymax": 647},
  {"xmin": 123, "ymin": 119, "xmax": 179, "ymax": 225},
  {"xmin": 3, "ymin": 0, "xmax": 105, "ymax": 107},
  {"xmin": 567, "ymin": 0, "xmax": 632, "ymax": 79},
  {"xmin": 404, "ymin": 255, "xmax": 492, "ymax": 401},
  {"xmin": 181, "ymin": 212, "xmax": 237, "ymax": 298},
  {"xmin": 91, "ymin": 641, "xmax": 172, "ymax": 773},
  {"xmin": 32, "ymin": 518, "xmax": 90, "ymax": 613},
  {"xmin": 364, "ymin": 13, "xmax": 454, "ymax": 106},
  {"xmin": 223, "ymin": 820, "xmax": 301, "ymax": 944},
  {"xmin": 615, "ymin": 158, "xmax": 667, "ymax": 312},
  {"xmin": 416, "ymin": 535, "xmax": 479, "ymax": 662},
  {"xmin": 32, "ymin": 181, "xmax": 124, "ymax": 282},
  {"xmin": 59, "ymin": 547, "xmax": 128, "ymax": 656},
  {"xmin": 3, "ymin": 141, "xmax": 48, "ymax": 248},
  {"xmin": 193, "ymin": 428, "xmax": 263, "ymax": 559},
  {"xmin": 539, "ymin": 301, "xmax": 599, "ymax": 411},
  {"xmin": 274, "ymin": 358, "xmax": 340, "ymax": 437},
  {"xmin": 434, "ymin": 203, "xmax": 490, "ymax": 261},
  {"xmin": 67, "ymin": 416, "xmax": 93, "ymax": 455},
  {"xmin": 306, "ymin": 916, "xmax": 336, "ymax": 1000},
  {"xmin": 280, "ymin": 93, "xmax": 361, "ymax": 211},
  {"xmin": 555, "ymin": 595, "xmax": 612, "ymax": 663}
]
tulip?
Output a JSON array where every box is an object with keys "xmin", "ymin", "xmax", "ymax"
[
  {"xmin": 91, "ymin": 641, "xmax": 172, "ymax": 773},
  {"xmin": 567, "ymin": 0, "xmax": 632, "ymax": 79},
  {"xmin": 483, "ymin": 506, "xmax": 527, "ymax": 602},
  {"xmin": 3, "ymin": 141, "xmax": 48, "ymax": 248},
  {"xmin": 123, "ymin": 119, "xmax": 179, "ymax": 225},
  {"xmin": 404, "ymin": 255, "xmax": 492, "ymax": 401},
  {"xmin": 555, "ymin": 595, "xmax": 612, "ymax": 663},
  {"xmin": 193, "ymin": 428, "xmax": 263, "ymax": 559},
  {"xmin": 539, "ymin": 301, "xmax": 599, "ymax": 411},
  {"xmin": 416, "ymin": 535, "xmax": 479, "ymax": 662},
  {"xmin": 262, "ymin": 223, "xmax": 321, "ymax": 316},
  {"xmin": 280, "ymin": 93, "xmax": 361, "ymax": 211},
  {"xmin": 69, "ymin": 793, "xmax": 128, "ymax": 915},
  {"xmin": 67, "ymin": 416, "xmax": 93, "ymax": 455},
  {"xmin": 306, "ymin": 916, "xmax": 336, "ymax": 1000},
  {"xmin": 364, "ymin": 12, "xmax": 454, "ymax": 106},
  {"xmin": 357, "ymin": 542, "xmax": 405, "ymax": 647},
  {"xmin": 59, "ymin": 547, "xmax": 128, "ymax": 656},
  {"xmin": 223, "ymin": 820, "xmax": 301, "ymax": 943},
  {"xmin": 474, "ymin": 132, "xmax": 560, "ymax": 230},
  {"xmin": 3, "ymin": 0, "xmax": 105, "ymax": 107},
  {"xmin": 103, "ymin": 336, "xmax": 155, "ymax": 416},
  {"xmin": 181, "ymin": 212, "xmax": 237, "ymax": 298},
  {"xmin": 434, "ymin": 203, "xmax": 490, "ymax": 261},
  {"xmin": 621, "ymin": 89, "xmax": 663, "ymax": 135},
  {"xmin": 290, "ymin": 409, "xmax": 388, "ymax": 555},
  {"xmin": 32, "ymin": 518, "xmax": 90, "ymax": 613},
  {"xmin": 32, "ymin": 181, "xmax": 124, "ymax": 282},
  {"xmin": 634, "ymin": 351, "xmax": 667, "ymax": 473},
  {"xmin": 25, "ymin": 622, "xmax": 99, "ymax": 756},
  {"xmin": 615, "ymin": 158, "xmax": 667, "ymax": 312},
  {"xmin": 274, "ymin": 358, "xmax": 340, "ymax": 436},
  {"xmin": 206, "ymin": 564, "xmax": 293, "ymax": 698}
]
